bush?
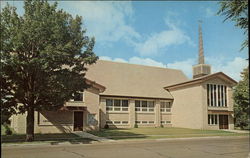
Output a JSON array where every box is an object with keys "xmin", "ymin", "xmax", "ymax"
[
  {"xmin": 160, "ymin": 124, "xmax": 164, "ymax": 128},
  {"xmin": 134, "ymin": 124, "xmax": 138, "ymax": 128},
  {"xmin": 4, "ymin": 124, "xmax": 13, "ymax": 135},
  {"xmin": 104, "ymin": 124, "xmax": 109, "ymax": 129}
]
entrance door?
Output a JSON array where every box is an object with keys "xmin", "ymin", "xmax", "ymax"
[
  {"xmin": 74, "ymin": 111, "xmax": 83, "ymax": 131},
  {"xmin": 219, "ymin": 115, "xmax": 228, "ymax": 129}
]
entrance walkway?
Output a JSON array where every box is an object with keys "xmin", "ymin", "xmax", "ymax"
[
  {"xmin": 73, "ymin": 131, "xmax": 114, "ymax": 142},
  {"xmin": 222, "ymin": 129, "xmax": 249, "ymax": 133}
]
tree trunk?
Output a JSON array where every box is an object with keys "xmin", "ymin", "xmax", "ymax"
[{"xmin": 26, "ymin": 107, "xmax": 35, "ymax": 142}]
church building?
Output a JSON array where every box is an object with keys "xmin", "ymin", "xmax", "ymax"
[{"xmin": 10, "ymin": 23, "xmax": 237, "ymax": 133}]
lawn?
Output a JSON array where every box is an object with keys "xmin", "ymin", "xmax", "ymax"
[
  {"xmin": 88, "ymin": 127, "xmax": 249, "ymax": 140},
  {"xmin": 1, "ymin": 125, "xmax": 94, "ymax": 144},
  {"xmin": 2, "ymin": 133, "xmax": 94, "ymax": 144}
]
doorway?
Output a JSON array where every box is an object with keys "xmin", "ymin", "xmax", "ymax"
[
  {"xmin": 74, "ymin": 111, "xmax": 83, "ymax": 131},
  {"xmin": 219, "ymin": 115, "xmax": 228, "ymax": 129}
]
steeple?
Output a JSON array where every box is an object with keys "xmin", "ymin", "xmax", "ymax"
[
  {"xmin": 198, "ymin": 20, "xmax": 204, "ymax": 64},
  {"xmin": 192, "ymin": 21, "xmax": 211, "ymax": 79}
]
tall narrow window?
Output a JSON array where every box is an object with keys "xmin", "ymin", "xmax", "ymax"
[
  {"xmin": 218, "ymin": 85, "xmax": 221, "ymax": 107},
  {"xmin": 208, "ymin": 114, "xmax": 218, "ymax": 125},
  {"xmin": 207, "ymin": 84, "xmax": 228, "ymax": 107},
  {"xmin": 135, "ymin": 100, "xmax": 140, "ymax": 111},
  {"xmin": 114, "ymin": 99, "xmax": 121, "ymax": 111},
  {"xmin": 224, "ymin": 86, "xmax": 227, "ymax": 107},
  {"xmin": 221, "ymin": 85, "xmax": 224, "ymax": 106},
  {"xmin": 207, "ymin": 84, "xmax": 210, "ymax": 106},
  {"xmin": 141, "ymin": 101, "xmax": 147, "ymax": 112},
  {"xmin": 208, "ymin": 114, "xmax": 210, "ymax": 124},
  {"xmin": 122, "ymin": 100, "xmax": 128, "ymax": 111},
  {"xmin": 210, "ymin": 84, "xmax": 213, "ymax": 106},
  {"xmin": 106, "ymin": 99, "xmax": 113, "ymax": 111},
  {"xmin": 214, "ymin": 85, "xmax": 217, "ymax": 106},
  {"xmin": 148, "ymin": 101, "xmax": 154, "ymax": 112}
]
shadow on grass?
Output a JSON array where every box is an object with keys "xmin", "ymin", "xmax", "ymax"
[
  {"xmin": 88, "ymin": 128, "xmax": 147, "ymax": 140},
  {"xmin": 1, "ymin": 133, "xmax": 96, "ymax": 145}
]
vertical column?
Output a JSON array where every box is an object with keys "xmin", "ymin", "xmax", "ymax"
[
  {"xmin": 99, "ymin": 98, "xmax": 106, "ymax": 129},
  {"xmin": 155, "ymin": 100, "xmax": 161, "ymax": 127},
  {"xmin": 129, "ymin": 99, "xmax": 135, "ymax": 128}
]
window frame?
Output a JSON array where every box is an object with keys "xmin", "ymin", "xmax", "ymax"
[
  {"xmin": 106, "ymin": 99, "xmax": 129, "ymax": 112},
  {"xmin": 135, "ymin": 100, "xmax": 155, "ymax": 112},
  {"xmin": 160, "ymin": 102, "xmax": 171, "ymax": 113}
]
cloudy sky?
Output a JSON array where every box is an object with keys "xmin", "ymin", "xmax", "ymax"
[{"xmin": 1, "ymin": 1, "xmax": 248, "ymax": 81}]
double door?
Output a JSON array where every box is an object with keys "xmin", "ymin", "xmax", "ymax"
[{"xmin": 219, "ymin": 115, "xmax": 228, "ymax": 129}]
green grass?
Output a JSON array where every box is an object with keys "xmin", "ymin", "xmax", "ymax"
[
  {"xmin": 1, "ymin": 125, "xmax": 94, "ymax": 144},
  {"xmin": 88, "ymin": 127, "xmax": 249, "ymax": 140},
  {"xmin": 2, "ymin": 133, "xmax": 95, "ymax": 144}
]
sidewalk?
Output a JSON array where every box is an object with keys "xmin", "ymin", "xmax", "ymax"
[
  {"xmin": 73, "ymin": 131, "xmax": 114, "ymax": 142},
  {"xmin": 222, "ymin": 129, "xmax": 249, "ymax": 133},
  {"xmin": 2, "ymin": 133, "xmax": 249, "ymax": 147}
]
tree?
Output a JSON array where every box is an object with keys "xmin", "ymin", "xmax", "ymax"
[
  {"xmin": 233, "ymin": 67, "xmax": 249, "ymax": 129},
  {"xmin": 0, "ymin": 0, "xmax": 98, "ymax": 141},
  {"xmin": 217, "ymin": 0, "xmax": 248, "ymax": 50}
]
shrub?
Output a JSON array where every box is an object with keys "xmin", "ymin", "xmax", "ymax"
[
  {"xmin": 160, "ymin": 124, "xmax": 164, "ymax": 128},
  {"xmin": 104, "ymin": 124, "xmax": 109, "ymax": 129},
  {"xmin": 134, "ymin": 124, "xmax": 138, "ymax": 128},
  {"xmin": 4, "ymin": 124, "xmax": 13, "ymax": 135}
]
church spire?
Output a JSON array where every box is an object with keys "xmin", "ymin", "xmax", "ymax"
[
  {"xmin": 198, "ymin": 20, "xmax": 204, "ymax": 64},
  {"xmin": 192, "ymin": 20, "xmax": 211, "ymax": 79}
]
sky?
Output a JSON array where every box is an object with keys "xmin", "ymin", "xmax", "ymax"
[{"xmin": 1, "ymin": 1, "xmax": 248, "ymax": 81}]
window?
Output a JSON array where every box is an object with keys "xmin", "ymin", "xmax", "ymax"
[
  {"xmin": 214, "ymin": 85, "xmax": 217, "ymax": 106},
  {"xmin": 141, "ymin": 121, "xmax": 147, "ymax": 124},
  {"xmin": 114, "ymin": 99, "xmax": 121, "ymax": 111},
  {"xmin": 106, "ymin": 99, "xmax": 113, "ymax": 111},
  {"xmin": 114, "ymin": 121, "xmax": 121, "ymax": 124},
  {"xmin": 148, "ymin": 121, "xmax": 154, "ymax": 124},
  {"xmin": 135, "ymin": 121, "xmax": 141, "ymax": 124},
  {"xmin": 141, "ymin": 101, "xmax": 147, "ymax": 111},
  {"xmin": 207, "ymin": 84, "xmax": 210, "ymax": 106},
  {"xmin": 106, "ymin": 99, "xmax": 129, "ymax": 112},
  {"xmin": 207, "ymin": 84, "xmax": 227, "ymax": 107},
  {"xmin": 218, "ymin": 85, "xmax": 221, "ymax": 106},
  {"xmin": 122, "ymin": 100, "xmax": 129, "ymax": 111},
  {"xmin": 122, "ymin": 121, "xmax": 128, "ymax": 124},
  {"xmin": 106, "ymin": 120, "xmax": 113, "ymax": 124},
  {"xmin": 135, "ymin": 100, "xmax": 155, "ymax": 112},
  {"xmin": 70, "ymin": 91, "xmax": 84, "ymax": 101},
  {"xmin": 135, "ymin": 100, "xmax": 140, "ymax": 111},
  {"xmin": 208, "ymin": 114, "xmax": 218, "ymax": 125},
  {"xmin": 160, "ymin": 102, "xmax": 171, "ymax": 112},
  {"xmin": 161, "ymin": 121, "xmax": 171, "ymax": 124},
  {"xmin": 224, "ymin": 86, "xmax": 227, "ymax": 107}
]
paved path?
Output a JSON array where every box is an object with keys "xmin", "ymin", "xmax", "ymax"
[
  {"xmin": 73, "ymin": 131, "xmax": 114, "ymax": 142},
  {"xmin": 2, "ymin": 136, "xmax": 249, "ymax": 158},
  {"xmin": 222, "ymin": 129, "xmax": 249, "ymax": 133}
]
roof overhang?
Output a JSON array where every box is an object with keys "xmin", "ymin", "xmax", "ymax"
[
  {"xmin": 164, "ymin": 72, "xmax": 237, "ymax": 91},
  {"xmin": 59, "ymin": 106, "xmax": 86, "ymax": 111},
  {"xmin": 100, "ymin": 94, "xmax": 173, "ymax": 100},
  {"xmin": 85, "ymin": 78, "xmax": 106, "ymax": 93}
]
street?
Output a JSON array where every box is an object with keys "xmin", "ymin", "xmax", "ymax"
[{"xmin": 2, "ymin": 137, "xmax": 249, "ymax": 158}]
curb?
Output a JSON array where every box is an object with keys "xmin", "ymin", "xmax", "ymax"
[{"xmin": 2, "ymin": 135, "xmax": 249, "ymax": 147}]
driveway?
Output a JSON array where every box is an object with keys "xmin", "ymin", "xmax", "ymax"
[{"xmin": 2, "ymin": 136, "xmax": 249, "ymax": 158}]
